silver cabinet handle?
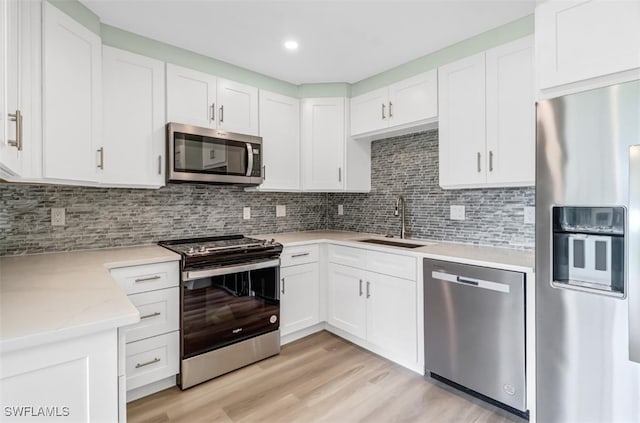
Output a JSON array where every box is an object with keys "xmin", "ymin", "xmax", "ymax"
[
  {"xmin": 381, "ymin": 103, "xmax": 386, "ymax": 120},
  {"xmin": 246, "ymin": 143, "xmax": 254, "ymax": 177},
  {"xmin": 219, "ymin": 105, "xmax": 224, "ymax": 123},
  {"xmin": 489, "ymin": 151, "xmax": 494, "ymax": 172},
  {"xmin": 366, "ymin": 281, "xmax": 371, "ymax": 298},
  {"xmin": 338, "ymin": 167, "xmax": 342, "ymax": 183},
  {"xmin": 97, "ymin": 147, "xmax": 104, "ymax": 169},
  {"xmin": 158, "ymin": 155, "xmax": 162, "ymax": 175},
  {"xmin": 359, "ymin": 279, "xmax": 363, "ymax": 296},
  {"xmin": 281, "ymin": 277, "xmax": 285, "ymax": 294},
  {"xmin": 7, "ymin": 110, "xmax": 22, "ymax": 151},
  {"xmin": 135, "ymin": 357, "xmax": 160, "ymax": 368},
  {"xmin": 477, "ymin": 152, "xmax": 481, "ymax": 173},
  {"xmin": 140, "ymin": 311, "xmax": 161, "ymax": 320},
  {"xmin": 210, "ymin": 103, "xmax": 215, "ymax": 122},
  {"xmin": 291, "ymin": 253, "xmax": 309, "ymax": 258},
  {"xmin": 134, "ymin": 275, "xmax": 161, "ymax": 283},
  {"xmin": 389, "ymin": 101, "xmax": 393, "ymax": 118}
]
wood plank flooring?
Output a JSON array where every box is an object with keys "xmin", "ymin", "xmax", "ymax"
[{"xmin": 128, "ymin": 331, "xmax": 526, "ymax": 423}]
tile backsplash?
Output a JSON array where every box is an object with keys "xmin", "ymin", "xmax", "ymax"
[
  {"xmin": 328, "ymin": 129, "xmax": 535, "ymax": 249},
  {"xmin": 0, "ymin": 129, "xmax": 535, "ymax": 256}
]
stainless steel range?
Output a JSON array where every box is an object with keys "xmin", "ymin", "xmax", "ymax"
[{"xmin": 159, "ymin": 235, "xmax": 283, "ymax": 389}]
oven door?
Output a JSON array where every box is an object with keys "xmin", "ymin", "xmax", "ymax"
[{"xmin": 181, "ymin": 259, "xmax": 280, "ymax": 359}]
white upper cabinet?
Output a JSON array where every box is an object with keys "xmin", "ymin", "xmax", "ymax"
[
  {"xmin": 102, "ymin": 46, "xmax": 165, "ymax": 187},
  {"xmin": 439, "ymin": 36, "xmax": 534, "ymax": 189},
  {"xmin": 166, "ymin": 64, "xmax": 259, "ymax": 135},
  {"xmin": 166, "ymin": 64, "xmax": 216, "ymax": 129},
  {"xmin": 350, "ymin": 70, "xmax": 437, "ymax": 138},
  {"xmin": 438, "ymin": 52, "xmax": 486, "ymax": 188},
  {"xmin": 216, "ymin": 78, "xmax": 259, "ymax": 135},
  {"xmin": 42, "ymin": 1, "xmax": 101, "ymax": 182},
  {"xmin": 301, "ymin": 97, "xmax": 345, "ymax": 191},
  {"xmin": 536, "ymin": 0, "xmax": 640, "ymax": 93},
  {"xmin": 258, "ymin": 90, "xmax": 300, "ymax": 191},
  {"xmin": 485, "ymin": 36, "xmax": 535, "ymax": 186}
]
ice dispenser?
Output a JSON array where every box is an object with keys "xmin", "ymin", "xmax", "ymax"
[{"xmin": 552, "ymin": 206, "xmax": 625, "ymax": 295}]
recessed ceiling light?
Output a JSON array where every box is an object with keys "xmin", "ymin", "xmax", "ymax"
[{"xmin": 284, "ymin": 40, "xmax": 299, "ymax": 51}]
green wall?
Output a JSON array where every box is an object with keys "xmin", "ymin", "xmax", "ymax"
[{"xmin": 46, "ymin": 0, "xmax": 533, "ymax": 99}]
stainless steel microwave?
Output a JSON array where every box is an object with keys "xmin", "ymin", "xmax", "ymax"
[{"xmin": 166, "ymin": 122, "xmax": 263, "ymax": 185}]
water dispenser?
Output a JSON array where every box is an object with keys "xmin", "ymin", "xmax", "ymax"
[{"xmin": 552, "ymin": 206, "xmax": 625, "ymax": 295}]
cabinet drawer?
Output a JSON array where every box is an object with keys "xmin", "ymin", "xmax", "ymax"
[
  {"xmin": 123, "ymin": 287, "xmax": 179, "ymax": 343},
  {"xmin": 328, "ymin": 245, "xmax": 366, "ymax": 268},
  {"xmin": 126, "ymin": 331, "xmax": 179, "ymax": 391},
  {"xmin": 281, "ymin": 244, "xmax": 319, "ymax": 267},
  {"xmin": 110, "ymin": 261, "xmax": 179, "ymax": 295},
  {"xmin": 366, "ymin": 250, "xmax": 416, "ymax": 281}
]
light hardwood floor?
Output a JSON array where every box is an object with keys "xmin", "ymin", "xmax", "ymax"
[{"xmin": 128, "ymin": 331, "xmax": 526, "ymax": 422}]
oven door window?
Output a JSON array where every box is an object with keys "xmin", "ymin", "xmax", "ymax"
[
  {"xmin": 182, "ymin": 267, "xmax": 279, "ymax": 358},
  {"xmin": 174, "ymin": 132, "xmax": 248, "ymax": 176}
]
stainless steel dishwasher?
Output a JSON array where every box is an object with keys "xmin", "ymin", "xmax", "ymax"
[{"xmin": 424, "ymin": 259, "xmax": 526, "ymax": 415}]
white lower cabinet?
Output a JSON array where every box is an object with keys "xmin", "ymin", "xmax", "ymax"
[
  {"xmin": 110, "ymin": 260, "xmax": 180, "ymax": 402},
  {"xmin": 280, "ymin": 245, "xmax": 320, "ymax": 337},
  {"xmin": 326, "ymin": 245, "xmax": 418, "ymax": 367}
]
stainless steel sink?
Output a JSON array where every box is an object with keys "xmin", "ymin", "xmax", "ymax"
[{"xmin": 357, "ymin": 238, "xmax": 427, "ymax": 249}]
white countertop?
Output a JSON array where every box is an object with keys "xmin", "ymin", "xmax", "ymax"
[
  {"xmin": 0, "ymin": 245, "xmax": 180, "ymax": 353},
  {"xmin": 254, "ymin": 230, "xmax": 535, "ymax": 273}
]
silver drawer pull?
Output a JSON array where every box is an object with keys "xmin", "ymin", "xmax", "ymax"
[
  {"xmin": 140, "ymin": 311, "xmax": 161, "ymax": 320},
  {"xmin": 135, "ymin": 357, "xmax": 160, "ymax": 368},
  {"xmin": 291, "ymin": 253, "xmax": 310, "ymax": 258},
  {"xmin": 134, "ymin": 275, "xmax": 161, "ymax": 283}
]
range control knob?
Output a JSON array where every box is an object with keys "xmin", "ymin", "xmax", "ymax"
[
  {"xmin": 187, "ymin": 247, "xmax": 195, "ymax": 254},
  {"xmin": 198, "ymin": 245, "xmax": 206, "ymax": 253}
]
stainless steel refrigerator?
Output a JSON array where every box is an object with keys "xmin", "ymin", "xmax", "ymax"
[{"xmin": 536, "ymin": 80, "xmax": 640, "ymax": 422}]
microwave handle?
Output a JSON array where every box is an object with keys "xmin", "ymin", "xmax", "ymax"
[{"xmin": 246, "ymin": 143, "xmax": 254, "ymax": 177}]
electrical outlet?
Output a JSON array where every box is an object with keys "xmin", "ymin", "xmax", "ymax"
[
  {"xmin": 450, "ymin": 205, "xmax": 466, "ymax": 221},
  {"xmin": 276, "ymin": 205, "xmax": 286, "ymax": 217},
  {"xmin": 524, "ymin": 206, "xmax": 536, "ymax": 224},
  {"xmin": 338, "ymin": 205, "xmax": 344, "ymax": 215},
  {"xmin": 51, "ymin": 208, "xmax": 66, "ymax": 226},
  {"xmin": 243, "ymin": 207, "xmax": 251, "ymax": 220}
]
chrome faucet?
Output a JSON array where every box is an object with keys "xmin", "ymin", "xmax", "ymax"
[{"xmin": 394, "ymin": 195, "xmax": 406, "ymax": 239}]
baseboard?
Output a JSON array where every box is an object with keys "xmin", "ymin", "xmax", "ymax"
[{"xmin": 127, "ymin": 375, "xmax": 177, "ymax": 402}]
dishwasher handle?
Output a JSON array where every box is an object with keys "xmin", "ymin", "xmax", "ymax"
[{"xmin": 431, "ymin": 271, "xmax": 510, "ymax": 293}]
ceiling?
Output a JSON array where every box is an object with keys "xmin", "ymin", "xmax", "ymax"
[{"xmin": 80, "ymin": 0, "xmax": 536, "ymax": 85}]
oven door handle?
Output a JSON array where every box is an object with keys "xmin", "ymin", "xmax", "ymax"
[{"xmin": 183, "ymin": 259, "xmax": 280, "ymax": 281}]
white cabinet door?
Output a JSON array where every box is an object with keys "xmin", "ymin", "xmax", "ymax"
[
  {"xmin": 258, "ymin": 90, "xmax": 300, "ymax": 190},
  {"xmin": 280, "ymin": 262, "xmax": 320, "ymax": 336},
  {"xmin": 536, "ymin": 0, "xmax": 640, "ymax": 90},
  {"xmin": 350, "ymin": 87, "xmax": 388, "ymax": 136},
  {"xmin": 301, "ymin": 97, "xmax": 345, "ymax": 191},
  {"xmin": 366, "ymin": 272, "xmax": 417, "ymax": 364},
  {"xmin": 166, "ymin": 63, "xmax": 216, "ymax": 128},
  {"xmin": 42, "ymin": 1, "xmax": 101, "ymax": 182},
  {"xmin": 217, "ymin": 78, "xmax": 259, "ymax": 136},
  {"xmin": 0, "ymin": 0, "xmax": 22, "ymax": 177},
  {"xmin": 102, "ymin": 46, "xmax": 165, "ymax": 187},
  {"xmin": 485, "ymin": 36, "xmax": 535, "ymax": 187},
  {"xmin": 438, "ymin": 53, "xmax": 486, "ymax": 188},
  {"xmin": 327, "ymin": 263, "xmax": 366, "ymax": 339},
  {"xmin": 388, "ymin": 70, "xmax": 438, "ymax": 128}
]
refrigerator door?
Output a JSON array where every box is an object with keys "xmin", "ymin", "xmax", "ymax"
[
  {"xmin": 630, "ymin": 145, "xmax": 640, "ymax": 363},
  {"xmin": 536, "ymin": 80, "xmax": 640, "ymax": 422}
]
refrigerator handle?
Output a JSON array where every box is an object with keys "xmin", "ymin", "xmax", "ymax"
[{"xmin": 629, "ymin": 145, "xmax": 640, "ymax": 363}]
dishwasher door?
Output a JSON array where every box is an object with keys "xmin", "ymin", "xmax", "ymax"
[{"xmin": 424, "ymin": 259, "xmax": 526, "ymax": 412}]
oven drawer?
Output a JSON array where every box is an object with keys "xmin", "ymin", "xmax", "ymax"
[
  {"xmin": 110, "ymin": 261, "xmax": 179, "ymax": 295},
  {"xmin": 328, "ymin": 244, "xmax": 367, "ymax": 268},
  {"xmin": 123, "ymin": 287, "xmax": 179, "ymax": 343},
  {"xmin": 126, "ymin": 331, "xmax": 179, "ymax": 391},
  {"xmin": 366, "ymin": 250, "xmax": 417, "ymax": 281},
  {"xmin": 281, "ymin": 244, "xmax": 319, "ymax": 267}
]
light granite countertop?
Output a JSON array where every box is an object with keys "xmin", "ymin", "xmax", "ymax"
[
  {"xmin": 0, "ymin": 245, "xmax": 180, "ymax": 353},
  {"xmin": 254, "ymin": 230, "xmax": 535, "ymax": 273}
]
